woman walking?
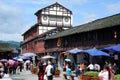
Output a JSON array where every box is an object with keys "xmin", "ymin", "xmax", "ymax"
[
  {"xmin": 38, "ymin": 61, "xmax": 44, "ymax": 80},
  {"xmin": 98, "ymin": 66, "xmax": 114, "ymax": 80}
]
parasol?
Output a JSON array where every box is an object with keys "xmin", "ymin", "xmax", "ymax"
[
  {"xmin": 8, "ymin": 59, "xmax": 15, "ymax": 65},
  {"xmin": 22, "ymin": 52, "xmax": 36, "ymax": 57},
  {"xmin": 41, "ymin": 55, "xmax": 55, "ymax": 60},
  {"xmin": 25, "ymin": 60, "xmax": 31, "ymax": 63},
  {"xmin": 13, "ymin": 56, "xmax": 19, "ymax": 60},
  {"xmin": 19, "ymin": 56, "xmax": 30, "ymax": 60},
  {"xmin": 65, "ymin": 58, "xmax": 71, "ymax": 62},
  {"xmin": 0, "ymin": 59, "xmax": 8, "ymax": 63},
  {"xmin": 17, "ymin": 58, "xmax": 23, "ymax": 62}
]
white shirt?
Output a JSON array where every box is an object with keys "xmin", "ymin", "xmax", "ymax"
[
  {"xmin": 87, "ymin": 64, "xmax": 94, "ymax": 70},
  {"xmin": 45, "ymin": 64, "xmax": 53, "ymax": 76},
  {"xmin": 99, "ymin": 71, "xmax": 109, "ymax": 80},
  {"xmin": 94, "ymin": 64, "xmax": 100, "ymax": 71}
]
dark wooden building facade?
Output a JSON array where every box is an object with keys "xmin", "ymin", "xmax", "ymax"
[
  {"xmin": 45, "ymin": 13, "xmax": 120, "ymax": 52},
  {"xmin": 45, "ymin": 13, "xmax": 120, "ymax": 67}
]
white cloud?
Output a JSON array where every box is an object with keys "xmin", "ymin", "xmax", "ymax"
[
  {"xmin": 12, "ymin": 0, "xmax": 88, "ymax": 7},
  {"xmin": 0, "ymin": 1, "xmax": 32, "ymax": 41},
  {"xmin": 13, "ymin": 0, "xmax": 50, "ymax": 5},
  {"xmin": 73, "ymin": 12, "xmax": 98, "ymax": 26},
  {"xmin": 0, "ymin": 32, "xmax": 23, "ymax": 42},
  {"xmin": 106, "ymin": 3, "xmax": 120, "ymax": 13},
  {"xmin": 0, "ymin": 1, "xmax": 25, "ymax": 34},
  {"xmin": 82, "ymin": 13, "xmax": 98, "ymax": 22},
  {"xmin": 65, "ymin": 0, "xmax": 88, "ymax": 5}
]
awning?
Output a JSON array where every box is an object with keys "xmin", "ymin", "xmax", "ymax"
[
  {"xmin": 67, "ymin": 48, "xmax": 83, "ymax": 54},
  {"xmin": 82, "ymin": 48, "xmax": 110, "ymax": 56},
  {"xmin": 103, "ymin": 44, "xmax": 120, "ymax": 52}
]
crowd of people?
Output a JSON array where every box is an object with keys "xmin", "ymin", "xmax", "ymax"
[
  {"xmin": 0, "ymin": 59, "xmax": 34, "ymax": 79},
  {"xmin": 0, "ymin": 58, "xmax": 56, "ymax": 80},
  {"xmin": 63, "ymin": 60, "xmax": 118, "ymax": 80},
  {"xmin": 0, "ymin": 57, "xmax": 119, "ymax": 80}
]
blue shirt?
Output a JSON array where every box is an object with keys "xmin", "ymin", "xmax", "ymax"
[{"xmin": 66, "ymin": 67, "xmax": 71, "ymax": 75}]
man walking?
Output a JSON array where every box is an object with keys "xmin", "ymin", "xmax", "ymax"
[{"xmin": 45, "ymin": 61, "xmax": 53, "ymax": 80}]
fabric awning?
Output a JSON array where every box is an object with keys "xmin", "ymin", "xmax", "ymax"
[
  {"xmin": 82, "ymin": 48, "xmax": 110, "ymax": 56},
  {"xmin": 67, "ymin": 48, "xmax": 83, "ymax": 54},
  {"xmin": 103, "ymin": 44, "xmax": 120, "ymax": 52}
]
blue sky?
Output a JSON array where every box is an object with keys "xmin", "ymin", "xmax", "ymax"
[{"xmin": 0, "ymin": 0, "xmax": 120, "ymax": 42}]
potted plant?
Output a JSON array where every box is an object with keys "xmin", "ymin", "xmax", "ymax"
[
  {"xmin": 54, "ymin": 65, "xmax": 60, "ymax": 77},
  {"xmin": 115, "ymin": 74, "xmax": 120, "ymax": 80},
  {"xmin": 32, "ymin": 65, "xmax": 39, "ymax": 74},
  {"xmin": 79, "ymin": 71, "xmax": 99, "ymax": 80}
]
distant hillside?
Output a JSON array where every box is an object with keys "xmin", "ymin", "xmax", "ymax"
[{"xmin": 0, "ymin": 40, "xmax": 20, "ymax": 48}]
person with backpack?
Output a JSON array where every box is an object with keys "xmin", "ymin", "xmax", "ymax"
[{"xmin": 45, "ymin": 61, "xmax": 54, "ymax": 80}]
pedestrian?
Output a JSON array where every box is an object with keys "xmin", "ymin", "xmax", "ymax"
[
  {"xmin": 8, "ymin": 63, "xmax": 13, "ymax": 74},
  {"xmin": 12, "ymin": 61, "xmax": 17, "ymax": 74},
  {"xmin": 75, "ymin": 66, "xmax": 80, "ymax": 77},
  {"xmin": 38, "ymin": 61, "xmax": 44, "ymax": 80},
  {"xmin": 98, "ymin": 66, "xmax": 114, "ymax": 80},
  {"xmin": 3, "ymin": 63, "xmax": 8, "ymax": 74},
  {"xmin": 63, "ymin": 61, "xmax": 67, "ymax": 72},
  {"xmin": 45, "ymin": 61, "xmax": 53, "ymax": 80},
  {"xmin": 0, "ymin": 64, "xmax": 4, "ymax": 78},
  {"xmin": 66, "ymin": 65, "xmax": 72, "ymax": 76},
  {"xmin": 18, "ymin": 61, "xmax": 23, "ymax": 72},
  {"xmin": 87, "ymin": 63, "xmax": 94, "ymax": 71},
  {"xmin": 26, "ymin": 63, "xmax": 29, "ymax": 70},
  {"xmin": 94, "ymin": 63, "xmax": 100, "ymax": 72},
  {"xmin": 81, "ymin": 63, "xmax": 85, "ymax": 74},
  {"xmin": 112, "ymin": 63, "xmax": 118, "ymax": 75}
]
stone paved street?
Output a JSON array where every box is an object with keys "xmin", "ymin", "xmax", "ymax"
[
  {"xmin": 0, "ymin": 69, "xmax": 79, "ymax": 80},
  {"xmin": 10, "ymin": 70, "xmax": 64, "ymax": 80}
]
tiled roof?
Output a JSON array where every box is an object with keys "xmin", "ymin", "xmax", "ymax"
[{"xmin": 46, "ymin": 13, "xmax": 120, "ymax": 40}]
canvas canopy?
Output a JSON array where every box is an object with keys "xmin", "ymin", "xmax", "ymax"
[
  {"xmin": 67, "ymin": 48, "xmax": 83, "ymax": 54},
  {"xmin": 103, "ymin": 44, "xmax": 120, "ymax": 52},
  {"xmin": 82, "ymin": 48, "xmax": 110, "ymax": 56}
]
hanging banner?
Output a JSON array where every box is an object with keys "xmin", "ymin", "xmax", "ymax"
[{"xmin": 57, "ymin": 37, "xmax": 62, "ymax": 47}]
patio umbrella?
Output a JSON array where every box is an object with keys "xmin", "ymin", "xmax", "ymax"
[
  {"xmin": 22, "ymin": 52, "xmax": 36, "ymax": 57},
  {"xmin": 41, "ymin": 55, "xmax": 56, "ymax": 60}
]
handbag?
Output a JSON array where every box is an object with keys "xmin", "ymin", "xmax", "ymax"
[{"xmin": 44, "ymin": 74, "xmax": 47, "ymax": 80}]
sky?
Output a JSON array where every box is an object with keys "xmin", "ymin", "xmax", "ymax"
[{"xmin": 0, "ymin": 0, "xmax": 120, "ymax": 42}]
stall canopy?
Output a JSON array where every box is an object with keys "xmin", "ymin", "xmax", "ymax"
[
  {"xmin": 67, "ymin": 48, "xmax": 83, "ymax": 54},
  {"xmin": 82, "ymin": 48, "xmax": 110, "ymax": 56},
  {"xmin": 103, "ymin": 44, "xmax": 120, "ymax": 52}
]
